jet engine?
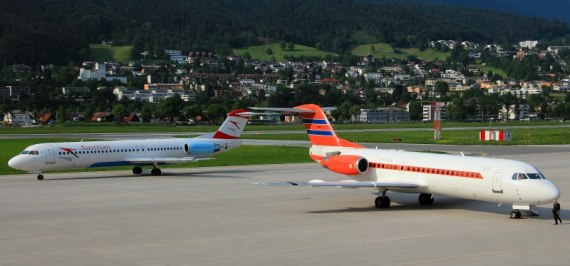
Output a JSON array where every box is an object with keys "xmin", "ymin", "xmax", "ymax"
[
  {"xmin": 184, "ymin": 142, "xmax": 220, "ymax": 155},
  {"xmin": 320, "ymin": 155, "xmax": 369, "ymax": 175}
]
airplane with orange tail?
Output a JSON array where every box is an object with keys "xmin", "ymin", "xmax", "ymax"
[
  {"xmin": 251, "ymin": 104, "xmax": 560, "ymax": 216},
  {"xmin": 8, "ymin": 110, "xmax": 252, "ymax": 180}
]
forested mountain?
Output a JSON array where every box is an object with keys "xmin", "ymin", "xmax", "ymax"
[
  {"xmin": 1, "ymin": 0, "xmax": 568, "ymax": 65},
  {"xmin": 376, "ymin": 0, "xmax": 570, "ymax": 25}
]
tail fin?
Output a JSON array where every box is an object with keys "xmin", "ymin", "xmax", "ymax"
[
  {"xmin": 295, "ymin": 104, "xmax": 363, "ymax": 148},
  {"xmin": 207, "ymin": 109, "xmax": 250, "ymax": 139}
]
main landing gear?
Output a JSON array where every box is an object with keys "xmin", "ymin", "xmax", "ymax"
[
  {"xmin": 374, "ymin": 192, "xmax": 434, "ymax": 209},
  {"xmin": 132, "ymin": 167, "xmax": 143, "ymax": 175},
  {"xmin": 375, "ymin": 190, "xmax": 391, "ymax": 208},
  {"xmin": 150, "ymin": 168, "xmax": 162, "ymax": 176},
  {"xmin": 419, "ymin": 193, "xmax": 434, "ymax": 205},
  {"xmin": 131, "ymin": 166, "xmax": 162, "ymax": 176},
  {"xmin": 37, "ymin": 174, "xmax": 44, "ymax": 181}
]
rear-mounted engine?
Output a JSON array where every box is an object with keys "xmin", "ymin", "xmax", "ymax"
[
  {"xmin": 320, "ymin": 155, "xmax": 369, "ymax": 175},
  {"xmin": 184, "ymin": 142, "xmax": 220, "ymax": 155}
]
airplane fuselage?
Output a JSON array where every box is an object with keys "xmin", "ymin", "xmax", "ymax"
[
  {"xmin": 9, "ymin": 138, "xmax": 241, "ymax": 173},
  {"xmin": 310, "ymin": 145, "xmax": 560, "ymax": 209}
]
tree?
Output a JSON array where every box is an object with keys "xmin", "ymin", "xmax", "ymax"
[
  {"xmin": 57, "ymin": 105, "xmax": 66, "ymax": 125},
  {"xmin": 447, "ymin": 97, "xmax": 466, "ymax": 121},
  {"xmin": 434, "ymin": 81, "xmax": 449, "ymax": 97},
  {"xmin": 205, "ymin": 103, "xmax": 226, "ymax": 123},
  {"xmin": 500, "ymin": 93, "xmax": 518, "ymax": 121},
  {"xmin": 349, "ymin": 105, "xmax": 361, "ymax": 121},
  {"xmin": 183, "ymin": 104, "xmax": 203, "ymax": 121},
  {"xmin": 140, "ymin": 103, "xmax": 154, "ymax": 122},
  {"xmin": 408, "ymin": 100, "xmax": 422, "ymax": 121},
  {"xmin": 279, "ymin": 41, "xmax": 286, "ymax": 50},
  {"xmin": 157, "ymin": 94, "xmax": 185, "ymax": 122},
  {"xmin": 112, "ymin": 104, "xmax": 129, "ymax": 122}
]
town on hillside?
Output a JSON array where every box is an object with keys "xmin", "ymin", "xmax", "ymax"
[{"xmin": 2, "ymin": 40, "xmax": 570, "ymax": 126}]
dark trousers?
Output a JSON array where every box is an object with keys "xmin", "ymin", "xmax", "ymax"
[{"xmin": 554, "ymin": 212, "xmax": 562, "ymax": 224}]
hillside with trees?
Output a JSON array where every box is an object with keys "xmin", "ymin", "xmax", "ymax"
[{"xmin": 1, "ymin": 0, "xmax": 568, "ymax": 65}]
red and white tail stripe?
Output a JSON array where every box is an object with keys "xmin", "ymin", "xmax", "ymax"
[{"xmin": 212, "ymin": 109, "xmax": 251, "ymax": 139}]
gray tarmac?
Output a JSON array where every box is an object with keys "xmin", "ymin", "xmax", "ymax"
[{"xmin": 1, "ymin": 146, "xmax": 570, "ymax": 265}]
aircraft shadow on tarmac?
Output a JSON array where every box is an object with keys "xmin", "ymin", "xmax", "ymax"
[
  {"xmin": 43, "ymin": 168, "xmax": 260, "ymax": 181},
  {"xmin": 306, "ymin": 196, "xmax": 556, "ymax": 219}
]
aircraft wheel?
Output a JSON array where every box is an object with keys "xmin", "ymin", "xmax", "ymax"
[
  {"xmin": 151, "ymin": 168, "xmax": 162, "ymax": 176},
  {"xmin": 510, "ymin": 210, "xmax": 522, "ymax": 219},
  {"xmin": 132, "ymin": 167, "xmax": 143, "ymax": 175},
  {"xmin": 37, "ymin": 174, "xmax": 44, "ymax": 181},
  {"xmin": 375, "ymin": 196, "xmax": 390, "ymax": 208},
  {"xmin": 419, "ymin": 193, "xmax": 434, "ymax": 205}
]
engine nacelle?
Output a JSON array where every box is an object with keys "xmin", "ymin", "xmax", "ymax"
[
  {"xmin": 184, "ymin": 142, "xmax": 219, "ymax": 155},
  {"xmin": 320, "ymin": 155, "xmax": 369, "ymax": 175}
]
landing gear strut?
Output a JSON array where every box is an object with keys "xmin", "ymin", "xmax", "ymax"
[
  {"xmin": 375, "ymin": 190, "xmax": 391, "ymax": 208},
  {"xmin": 37, "ymin": 174, "xmax": 44, "ymax": 181},
  {"xmin": 419, "ymin": 193, "xmax": 434, "ymax": 205}
]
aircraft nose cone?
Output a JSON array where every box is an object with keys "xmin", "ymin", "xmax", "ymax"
[
  {"xmin": 8, "ymin": 157, "xmax": 19, "ymax": 169},
  {"xmin": 548, "ymin": 182, "xmax": 561, "ymax": 201}
]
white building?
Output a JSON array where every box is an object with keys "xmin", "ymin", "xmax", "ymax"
[
  {"xmin": 423, "ymin": 102, "xmax": 447, "ymax": 122},
  {"xmin": 499, "ymin": 88, "xmax": 542, "ymax": 99},
  {"xmin": 519, "ymin": 40, "xmax": 538, "ymax": 49},
  {"xmin": 355, "ymin": 108, "xmax": 410, "ymax": 123},
  {"xmin": 3, "ymin": 110, "xmax": 35, "ymax": 125},
  {"xmin": 78, "ymin": 62, "xmax": 127, "ymax": 83},
  {"xmin": 499, "ymin": 103, "xmax": 530, "ymax": 121},
  {"xmin": 113, "ymin": 87, "xmax": 192, "ymax": 103}
]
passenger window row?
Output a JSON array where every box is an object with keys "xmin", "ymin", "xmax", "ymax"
[{"xmin": 58, "ymin": 146, "xmax": 182, "ymax": 155}]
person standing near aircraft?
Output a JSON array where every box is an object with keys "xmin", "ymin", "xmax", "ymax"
[{"xmin": 553, "ymin": 200, "xmax": 563, "ymax": 224}]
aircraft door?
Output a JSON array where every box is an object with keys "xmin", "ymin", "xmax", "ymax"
[
  {"xmin": 45, "ymin": 145, "xmax": 55, "ymax": 164},
  {"xmin": 492, "ymin": 171, "xmax": 503, "ymax": 193}
]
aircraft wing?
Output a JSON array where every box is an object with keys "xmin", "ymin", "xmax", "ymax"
[
  {"xmin": 126, "ymin": 157, "xmax": 212, "ymax": 164},
  {"xmin": 258, "ymin": 179, "xmax": 420, "ymax": 189}
]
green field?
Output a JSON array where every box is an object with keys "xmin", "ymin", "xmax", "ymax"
[
  {"xmin": 352, "ymin": 42, "xmax": 450, "ymax": 61},
  {"xmin": 1, "ymin": 120, "xmax": 565, "ymax": 134},
  {"xmin": 0, "ymin": 139, "xmax": 311, "ymax": 175},
  {"xmin": 242, "ymin": 127, "xmax": 570, "ymax": 145},
  {"xmin": 90, "ymin": 44, "xmax": 133, "ymax": 64},
  {"xmin": 476, "ymin": 64, "xmax": 508, "ymax": 78},
  {"xmin": 233, "ymin": 43, "xmax": 337, "ymax": 61}
]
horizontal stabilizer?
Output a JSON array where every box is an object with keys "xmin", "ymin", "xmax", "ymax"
[{"xmin": 249, "ymin": 107, "xmax": 316, "ymax": 113}]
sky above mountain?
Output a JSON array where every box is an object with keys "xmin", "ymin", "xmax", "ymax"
[{"xmin": 375, "ymin": 0, "xmax": 570, "ymax": 25}]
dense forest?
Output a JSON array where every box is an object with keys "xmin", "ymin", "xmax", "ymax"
[{"xmin": 0, "ymin": 0, "xmax": 568, "ymax": 65}]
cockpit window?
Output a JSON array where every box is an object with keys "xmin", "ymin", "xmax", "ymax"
[
  {"xmin": 512, "ymin": 172, "xmax": 545, "ymax": 180},
  {"xmin": 526, "ymin": 173, "xmax": 544, "ymax": 180},
  {"xmin": 22, "ymin": 150, "xmax": 39, "ymax": 155},
  {"xmin": 20, "ymin": 150, "xmax": 30, "ymax": 155}
]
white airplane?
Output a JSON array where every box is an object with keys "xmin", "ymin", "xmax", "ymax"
[
  {"xmin": 251, "ymin": 104, "xmax": 561, "ymax": 216},
  {"xmin": 8, "ymin": 109, "xmax": 252, "ymax": 180}
]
